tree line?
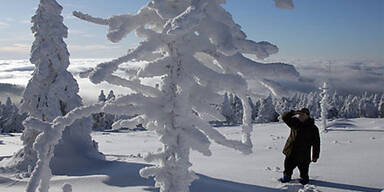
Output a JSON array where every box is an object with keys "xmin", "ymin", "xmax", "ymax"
[{"xmin": 219, "ymin": 91, "xmax": 384, "ymax": 125}]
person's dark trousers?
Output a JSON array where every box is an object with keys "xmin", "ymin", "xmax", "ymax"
[{"xmin": 283, "ymin": 156, "xmax": 310, "ymax": 181}]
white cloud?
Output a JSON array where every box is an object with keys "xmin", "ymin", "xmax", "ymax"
[
  {"xmin": 0, "ymin": 34, "xmax": 33, "ymax": 43},
  {"xmin": 0, "ymin": 22, "xmax": 9, "ymax": 29},
  {"xmin": 264, "ymin": 58, "xmax": 384, "ymax": 95},
  {"xmin": 68, "ymin": 44, "xmax": 121, "ymax": 51},
  {"xmin": 68, "ymin": 29, "xmax": 95, "ymax": 38},
  {"xmin": 0, "ymin": 43, "xmax": 29, "ymax": 53}
]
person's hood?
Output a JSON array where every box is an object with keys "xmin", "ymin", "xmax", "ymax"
[{"xmin": 303, "ymin": 118, "xmax": 315, "ymax": 126}]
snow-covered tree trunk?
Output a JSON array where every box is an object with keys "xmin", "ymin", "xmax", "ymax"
[
  {"xmin": 0, "ymin": 0, "xmax": 104, "ymax": 187},
  {"xmin": 320, "ymin": 82, "xmax": 329, "ymax": 132}
]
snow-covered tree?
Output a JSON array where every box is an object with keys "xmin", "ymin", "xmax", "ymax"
[
  {"xmin": 372, "ymin": 93, "xmax": 380, "ymax": 107},
  {"xmin": 93, "ymin": 90, "xmax": 116, "ymax": 131},
  {"xmin": 107, "ymin": 90, "xmax": 116, "ymax": 101},
  {"xmin": 18, "ymin": 1, "xmax": 299, "ymax": 192},
  {"xmin": 359, "ymin": 95, "xmax": 378, "ymax": 118},
  {"xmin": 274, "ymin": 96, "xmax": 291, "ymax": 121},
  {"xmin": 98, "ymin": 90, "xmax": 106, "ymax": 102},
  {"xmin": 232, "ymin": 95, "xmax": 244, "ymax": 124},
  {"xmin": 339, "ymin": 95, "xmax": 351, "ymax": 118},
  {"xmin": 92, "ymin": 110, "xmax": 115, "ymax": 131},
  {"xmin": 92, "ymin": 114, "xmax": 103, "ymax": 130},
  {"xmin": 0, "ymin": 0, "xmax": 104, "ymax": 188},
  {"xmin": 71, "ymin": 1, "xmax": 298, "ymax": 191},
  {"xmin": 221, "ymin": 93, "xmax": 233, "ymax": 124},
  {"xmin": 255, "ymin": 95, "xmax": 279, "ymax": 123},
  {"xmin": 320, "ymin": 82, "xmax": 329, "ymax": 132},
  {"xmin": 251, "ymin": 98, "xmax": 260, "ymax": 121},
  {"xmin": 0, "ymin": 97, "xmax": 28, "ymax": 133},
  {"xmin": 344, "ymin": 95, "xmax": 360, "ymax": 118}
]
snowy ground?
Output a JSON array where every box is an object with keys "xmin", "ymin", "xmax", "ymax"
[{"xmin": 0, "ymin": 118, "xmax": 383, "ymax": 192}]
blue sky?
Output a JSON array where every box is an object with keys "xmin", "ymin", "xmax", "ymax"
[{"xmin": 0, "ymin": 0, "xmax": 383, "ymax": 61}]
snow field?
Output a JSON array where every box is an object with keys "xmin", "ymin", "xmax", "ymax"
[{"xmin": 1, "ymin": 118, "xmax": 383, "ymax": 192}]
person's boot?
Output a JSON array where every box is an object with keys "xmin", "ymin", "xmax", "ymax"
[
  {"xmin": 279, "ymin": 175, "xmax": 291, "ymax": 183},
  {"xmin": 299, "ymin": 178, "xmax": 309, "ymax": 185}
]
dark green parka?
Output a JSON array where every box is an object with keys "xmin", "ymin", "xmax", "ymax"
[{"xmin": 282, "ymin": 110, "xmax": 320, "ymax": 163}]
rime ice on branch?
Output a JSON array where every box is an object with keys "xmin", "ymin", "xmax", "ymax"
[{"xmin": 73, "ymin": 0, "xmax": 298, "ymax": 191}]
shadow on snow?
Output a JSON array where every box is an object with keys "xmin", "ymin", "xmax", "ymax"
[
  {"xmin": 56, "ymin": 159, "xmax": 382, "ymax": 192},
  {"xmin": 310, "ymin": 179, "xmax": 382, "ymax": 192}
]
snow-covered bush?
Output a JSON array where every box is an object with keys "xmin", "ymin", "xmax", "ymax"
[
  {"xmin": 72, "ymin": 1, "xmax": 298, "ymax": 191},
  {"xmin": 0, "ymin": 1, "xmax": 104, "ymax": 190}
]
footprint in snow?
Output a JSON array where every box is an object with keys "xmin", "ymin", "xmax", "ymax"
[
  {"xmin": 300, "ymin": 184, "xmax": 321, "ymax": 192},
  {"xmin": 274, "ymin": 166, "xmax": 281, "ymax": 172},
  {"xmin": 265, "ymin": 166, "xmax": 282, "ymax": 172},
  {"xmin": 270, "ymin": 134, "xmax": 285, "ymax": 141},
  {"xmin": 331, "ymin": 140, "xmax": 339, "ymax": 144},
  {"xmin": 265, "ymin": 146, "xmax": 273, "ymax": 150}
]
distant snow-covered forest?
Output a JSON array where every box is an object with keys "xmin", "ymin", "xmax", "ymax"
[{"xmin": 2, "ymin": 90, "xmax": 382, "ymax": 133}]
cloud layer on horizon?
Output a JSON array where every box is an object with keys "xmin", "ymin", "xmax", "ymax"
[
  {"xmin": 0, "ymin": 58, "xmax": 382, "ymax": 104},
  {"xmin": 271, "ymin": 58, "xmax": 384, "ymax": 95}
]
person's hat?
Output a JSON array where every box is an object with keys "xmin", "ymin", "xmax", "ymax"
[{"xmin": 298, "ymin": 108, "xmax": 310, "ymax": 115}]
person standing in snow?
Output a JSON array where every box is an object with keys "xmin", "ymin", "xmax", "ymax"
[{"xmin": 280, "ymin": 108, "xmax": 320, "ymax": 185}]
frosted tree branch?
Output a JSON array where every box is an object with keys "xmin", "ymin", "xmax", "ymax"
[{"xmin": 73, "ymin": 11, "xmax": 109, "ymax": 25}]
